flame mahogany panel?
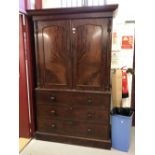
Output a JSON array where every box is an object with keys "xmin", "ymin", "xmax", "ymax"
[
  {"xmin": 72, "ymin": 19, "xmax": 109, "ymax": 90},
  {"xmin": 36, "ymin": 20, "xmax": 72, "ymax": 88}
]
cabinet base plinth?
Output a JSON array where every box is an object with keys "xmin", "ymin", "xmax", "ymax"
[{"xmin": 35, "ymin": 131, "xmax": 111, "ymax": 149}]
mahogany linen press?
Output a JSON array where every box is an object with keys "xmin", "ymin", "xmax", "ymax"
[{"xmin": 27, "ymin": 4, "xmax": 118, "ymax": 149}]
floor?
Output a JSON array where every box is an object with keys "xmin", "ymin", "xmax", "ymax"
[
  {"xmin": 20, "ymin": 127, "xmax": 134, "ymax": 155},
  {"xmin": 19, "ymin": 138, "xmax": 31, "ymax": 152}
]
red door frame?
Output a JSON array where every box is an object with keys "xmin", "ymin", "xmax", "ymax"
[
  {"xmin": 19, "ymin": 14, "xmax": 31, "ymax": 137},
  {"xmin": 19, "ymin": 13, "xmax": 35, "ymax": 137},
  {"xmin": 19, "ymin": 0, "xmax": 42, "ymax": 138},
  {"xmin": 25, "ymin": 14, "xmax": 35, "ymax": 135},
  {"xmin": 19, "ymin": 0, "xmax": 36, "ymax": 138}
]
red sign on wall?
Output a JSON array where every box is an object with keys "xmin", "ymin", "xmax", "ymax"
[{"xmin": 121, "ymin": 36, "xmax": 133, "ymax": 49}]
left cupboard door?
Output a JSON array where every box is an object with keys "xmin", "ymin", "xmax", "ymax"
[{"xmin": 34, "ymin": 20, "xmax": 72, "ymax": 89}]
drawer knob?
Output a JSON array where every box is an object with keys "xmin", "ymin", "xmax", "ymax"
[
  {"xmin": 69, "ymin": 107, "xmax": 73, "ymax": 111},
  {"xmin": 87, "ymin": 128, "xmax": 92, "ymax": 133},
  {"xmin": 87, "ymin": 113, "xmax": 93, "ymax": 118},
  {"xmin": 50, "ymin": 110, "xmax": 56, "ymax": 115},
  {"xmin": 51, "ymin": 124, "xmax": 56, "ymax": 128},
  {"xmin": 88, "ymin": 99, "xmax": 92, "ymax": 104},
  {"xmin": 68, "ymin": 121, "xmax": 73, "ymax": 125},
  {"xmin": 50, "ymin": 96, "xmax": 56, "ymax": 101}
]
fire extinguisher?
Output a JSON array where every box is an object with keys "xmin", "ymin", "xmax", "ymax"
[{"xmin": 121, "ymin": 66, "xmax": 129, "ymax": 98}]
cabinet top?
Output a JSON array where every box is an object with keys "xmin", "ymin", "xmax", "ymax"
[{"xmin": 27, "ymin": 4, "xmax": 118, "ymax": 17}]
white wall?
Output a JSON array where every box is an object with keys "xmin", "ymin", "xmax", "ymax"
[
  {"xmin": 108, "ymin": 0, "xmax": 135, "ymax": 107},
  {"xmin": 107, "ymin": 0, "xmax": 135, "ymax": 22}
]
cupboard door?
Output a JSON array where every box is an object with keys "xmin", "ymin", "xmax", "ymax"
[
  {"xmin": 35, "ymin": 20, "xmax": 72, "ymax": 89},
  {"xmin": 71, "ymin": 19, "xmax": 109, "ymax": 90}
]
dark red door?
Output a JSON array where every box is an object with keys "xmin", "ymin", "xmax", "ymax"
[
  {"xmin": 19, "ymin": 14, "xmax": 31, "ymax": 138},
  {"xmin": 19, "ymin": 0, "xmax": 36, "ymax": 139}
]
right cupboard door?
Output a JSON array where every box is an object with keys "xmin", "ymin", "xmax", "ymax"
[{"xmin": 71, "ymin": 19, "xmax": 110, "ymax": 90}]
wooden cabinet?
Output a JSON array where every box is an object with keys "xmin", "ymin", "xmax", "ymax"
[{"xmin": 27, "ymin": 5, "xmax": 118, "ymax": 149}]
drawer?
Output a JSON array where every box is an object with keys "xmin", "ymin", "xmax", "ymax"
[
  {"xmin": 35, "ymin": 90, "xmax": 110, "ymax": 108},
  {"xmin": 37, "ymin": 119, "xmax": 109, "ymax": 140},
  {"xmin": 37, "ymin": 104, "xmax": 109, "ymax": 123}
]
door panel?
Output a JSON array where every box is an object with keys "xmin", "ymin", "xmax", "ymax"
[
  {"xmin": 36, "ymin": 20, "xmax": 72, "ymax": 89},
  {"xmin": 72, "ymin": 19, "xmax": 109, "ymax": 90},
  {"xmin": 75, "ymin": 24, "xmax": 102, "ymax": 87},
  {"xmin": 43, "ymin": 26, "xmax": 68, "ymax": 85}
]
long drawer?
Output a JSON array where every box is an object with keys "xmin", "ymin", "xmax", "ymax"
[
  {"xmin": 36, "ymin": 104, "xmax": 109, "ymax": 123},
  {"xmin": 36, "ymin": 118, "xmax": 109, "ymax": 140},
  {"xmin": 35, "ymin": 90, "xmax": 110, "ymax": 108}
]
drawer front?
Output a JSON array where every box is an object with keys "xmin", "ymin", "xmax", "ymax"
[
  {"xmin": 35, "ymin": 90, "xmax": 110, "ymax": 108},
  {"xmin": 37, "ymin": 119, "xmax": 109, "ymax": 140},
  {"xmin": 37, "ymin": 104, "xmax": 109, "ymax": 123}
]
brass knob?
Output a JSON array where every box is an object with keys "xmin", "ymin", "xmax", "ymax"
[
  {"xmin": 87, "ymin": 128, "xmax": 92, "ymax": 133},
  {"xmin": 87, "ymin": 99, "xmax": 92, "ymax": 104},
  {"xmin": 87, "ymin": 113, "xmax": 93, "ymax": 118},
  {"xmin": 51, "ymin": 124, "xmax": 56, "ymax": 128},
  {"xmin": 72, "ymin": 28, "xmax": 76, "ymax": 34},
  {"xmin": 50, "ymin": 96, "xmax": 56, "ymax": 101},
  {"xmin": 87, "ymin": 112, "xmax": 95, "ymax": 118},
  {"xmin": 50, "ymin": 110, "xmax": 56, "ymax": 115},
  {"xmin": 68, "ymin": 121, "xmax": 73, "ymax": 125},
  {"xmin": 69, "ymin": 107, "xmax": 73, "ymax": 110}
]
